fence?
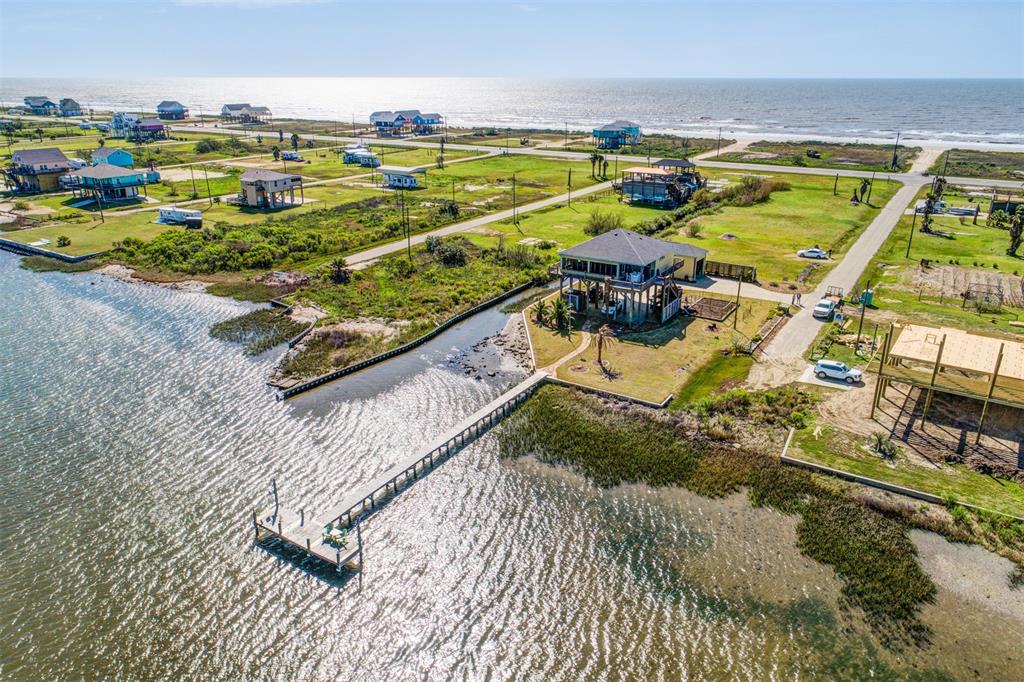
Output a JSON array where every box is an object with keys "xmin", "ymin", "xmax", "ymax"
[
  {"xmin": 704, "ymin": 260, "xmax": 757, "ymax": 283},
  {"xmin": 279, "ymin": 281, "xmax": 536, "ymax": 399}
]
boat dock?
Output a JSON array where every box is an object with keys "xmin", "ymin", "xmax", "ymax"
[{"xmin": 252, "ymin": 371, "xmax": 547, "ymax": 571}]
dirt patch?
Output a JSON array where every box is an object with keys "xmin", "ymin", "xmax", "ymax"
[
  {"xmin": 739, "ymin": 151, "xmax": 778, "ymax": 160},
  {"xmin": 0, "ymin": 201, "xmax": 55, "ymax": 217},
  {"xmin": 911, "ymin": 264, "xmax": 1024, "ymax": 308},
  {"xmin": 159, "ymin": 167, "xmax": 227, "ymax": 182},
  {"xmin": 463, "ymin": 183, "xmax": 491, "ymax": 192},
  {"xmin": 96, "ymin": 264, "xmax": 209, "ymax": 292},
  {"xmin": 287, "ymin": 305, "xmax": 325, "ymax": 326},
  {"xmin": 745, "ymin": 356, "xmax": 808, "ymax": 389},
  {"xmin": 319, "ymin": 317, "xmax": 408, "ymax": 341}
]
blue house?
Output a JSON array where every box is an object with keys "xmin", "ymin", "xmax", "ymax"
[
  {"xmin": 370, "ymin": 109, "xmax": 444, "ymax": 137},
  {"xmin": 91, "ymin": 147, "xmax": 134, "ymax": 168},
  {"xmin": 592, "ymin": 120, "xmax": 642, "ymax": 149},
  {"xmin": 62, "ymin": 165, "xmax": 160, "ymax": 203},
  {"xmin": 24, "ymin": 96, "xmax": 57, "ymax": 116}
]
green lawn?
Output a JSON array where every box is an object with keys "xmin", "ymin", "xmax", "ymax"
[
  {"xmin": 449, "ymin": 127, "xmax": 572, "ymax": 148},
  {"xmin": 468, "ymin": 170, "xmax": 902, "ymax": 290},
  {"xmin": 854, "ymin": 211, "xmax": 1024, "ymax": 337},
  {"xmin": 671, "ymin": 352, "xmax": 754, "ymax": 407},
  {"xmin": 792, "ymin": 424, "xmax": 1024, "ymax": 518},
  {"xmin": 549, "ymin": 296, "xmax": 774, "ymax": 403},
  {"xmin": 563, "ymin": 134, "xmax": 727, "ymax": 160},
  {"xmin": 718, "ymin": 141, "xmax": 920, "ymax": 173}
]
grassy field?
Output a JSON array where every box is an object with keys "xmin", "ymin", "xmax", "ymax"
[
  {"xmin": 928, "ymin": 148, "xmax": 1024, "ymax": 180},
  {"xmin": 671, "ymin": 352, "xmax": 754, "ymax": 406},
  {"xmin": 467, "ymin": 169, "xmax": 901, "ymax": 289},
  {"xmin": 855, "ymin": 211, "xmax": 1024, "ymax": 337},
  {"xmin": 219, "ymin": 145, "xmax": 484, "ymax": 181},
  {"xmin": 792, "ymin": 423, "xmax": 1024, "ymax": 518},
  {"xmin": 563, "ymin": 134, "xmax": 728, "ymax": 160},
  {"xmin": 448, "ymin": 127, "xmax": 572, "ymax": 148},
  {"xmin": 524, "ymin": 294, "xmax": 774, "ymax": 403},
  {"xmin": 718, "ymin": 141, "xmax": 920, "ymax": 172}
]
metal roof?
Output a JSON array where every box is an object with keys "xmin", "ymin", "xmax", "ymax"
[
  {"xmin": 559, "ymin": 229, "xmax": 707, "ymax": 266},
  {"xmin": 157, "ymin": 100, "xmax": 186, "ymax": 110},
  {"xmin": 240, "ymin": 169, "xmax": 301, "ymax": 182},
  {"xmin": 655, "ymin": 158, "xmax": 695, "ymax": 169},
  {"xmin": 67, "ymin": 165, "xmax": 144, "ymax": 179},
  {"xmin": 91, "ymin": 147, "xmax": 130, "ymax": 159},
  {"xmin": 12, "ymin": 147, "xmax": 69, "ymax": 165}
]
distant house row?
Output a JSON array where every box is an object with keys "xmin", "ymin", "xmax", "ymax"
[
  {"xmin": 369, "ymin": 110, "xmax": 443, "ymax": 137},
  {"xmin": 3, "ymin": 146, "xmax": 159, "ymax": 201},
  {"xmin": 16, "ymin": 96, "xmax": 83, "ymax": 117}
]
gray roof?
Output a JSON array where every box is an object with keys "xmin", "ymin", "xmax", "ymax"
[
  {"xmin": 223, "ymin": 103, "xmax": 251, "ymax": 111},
  {"xmin": 241, "ymin": 169, "xmax": 300, "ymax": 182},
  {"xmin": 24, "ymin": 96, "xmax": 54, "ymax": 107},
  {"xmin": 247, "ymin": 106, "xmax": 271, "ymax": 115},
  {"xmin": 157, "ymin": 100, "xmax": 186, "ymax": 110},
  {"xmin": 138, "ymin": 117, "xmax": 165, "ymax": 127},
  {"xmin": 67, "ymin": 165, "xmax": 143, "ymax": 179},
  {"xmin": 655, "ymin": 158, "xmax": 695, "ymax": 169},
  {"xmin": 370, "ymin": 111, "xmax": 404, "ymax": 123},
  {"xmin": 559, "ymin": 228, "xmax": 707, "ymax": 266},
  {"xmin": 598, "ymin": 120, "xmax": 639, "ymax": 132},
  {"xmin": 13, "ymin": 147, "xmax": 69, "ymax": 165},
  {"xmin": 92, "ymin": 147, "xmax": 130, "ymax": 159}
]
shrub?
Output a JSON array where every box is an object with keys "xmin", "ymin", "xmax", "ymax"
[
  {"xmin": 424, "ymin": 235, "xmax": 442, "ymax": 253},
  {"xmin": 871, "ymin": 432, "xmax": 899, "ymax": 460},
  {"xmin": 55, "ymin": 235, "xmax": 71, "ymax": 247},
  {"xmin": 435, "ymin": 239, "xmax": 468, "ymax": 267},
  {"xmin": 194, "ymin": 138, "xmax": 223, "ymax": 154},
  {"xmin": 583, "ymin": 209, "xmax": 624, "ymax": 236}
]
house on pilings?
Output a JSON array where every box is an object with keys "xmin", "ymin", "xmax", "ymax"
[
  {"xmin": 558, "ymin": 228, "xmax": 708, "ymax": 327},
  {"xmin": 618, "ymin": 159, "xmax": 704, "ymax": 209}
]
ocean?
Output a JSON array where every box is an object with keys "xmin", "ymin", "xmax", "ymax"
[{"xmin": 2, "ymin": 77, "xmax": 1022, "ymax": 146}]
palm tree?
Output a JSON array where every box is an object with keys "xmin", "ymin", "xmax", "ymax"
[
  {"xmin": 272, "ymin": 146, "xmax": 280, "ymax": 161},
  {"xmin": 534, "ymin": 299, "xmax": 551, "ymax": 325},
  {"xmin": 595, "ymin": 324, "xmax": 616, "ymax": 369},
  {"xmin": 34, "ymin": 128, "xmax": 44, "ymax": 142},
  {"xmin": 290, "ymin": 133, "xmax": 299, "ymax": 150},
  {"xmin": 552, "ymin": 297, "xmax": 573, "ymax": 330},
  {"xmin": 1007, "ymin": 206, "xmax": 1023, "ymax": 257},
  {"xmin": 329, "ymin": 257, "xmax": 349, "ymax": 283}
]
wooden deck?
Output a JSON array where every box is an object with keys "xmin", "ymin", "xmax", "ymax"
[{"xmin": 252, "ymin": 371, "xmax": 547, "ymax": 571}]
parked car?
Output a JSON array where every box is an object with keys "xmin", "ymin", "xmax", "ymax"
[
  {"xmin": 812, "ymin": 299, "xmax": 837, "ymax": 320},
  {"xmin": 814, "ymin": 359, "xmax": 862, "ymax": 384},
  {"xmin": 797, "ymin": 247, "xmax": 828, "ymax": 260}
]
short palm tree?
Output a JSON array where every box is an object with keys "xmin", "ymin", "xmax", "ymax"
[
  {"xmin": 534, "ymin": 299, "xmax": 551, "ymax": 325},
  {"xmin": 595, "ymin": 323, "xmax": 616, "ymax": 368},
  {"xmin": 552, "ymin": 297, "xmax": 573, "ymax": 330}
]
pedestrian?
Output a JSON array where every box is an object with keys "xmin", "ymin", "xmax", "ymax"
[{"xmin": 796, "ymin": 292, "xmax": 802, "ymax": 306}]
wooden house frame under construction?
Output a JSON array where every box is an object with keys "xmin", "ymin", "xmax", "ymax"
[{"xmin": 870, "ymin": 323, "xmax": 1024, "ymax": 443}]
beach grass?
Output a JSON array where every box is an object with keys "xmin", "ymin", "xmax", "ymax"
[
  {"xmin": 927, "ymin": 148, "xmax": 1024, "ymax": 180},
  {"xmin": 718, "ymin": 140, "xmax": 920, "ymax": 173}
]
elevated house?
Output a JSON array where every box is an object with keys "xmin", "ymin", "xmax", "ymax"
[
  {"xmin": 111, "ymin": 113, "xmax": 166, "ymax": 141},
  {"xmin": 558, "ymin": 228, "xmax": 708, "ymax": 327},
  {"xmin": 370, "ymin": 110, "xmax": 444, "ymax": 137},
  {"xmin": 592, "ymin": 120, "xmax": 641, "ymax": 150},
  {"xmin": 618, "ymin": 161, "xmax": 703, "ymax": 209},
  {"xmin": 380, "ymin": 166, "xmax": 422, "ymax": 189},
  {"xmin": 62, "ymin": 165, "xmax": 160, "ymax": 203},
  {"xmin": 4, "ymin": 147, "xmax": 71, "ymax": 193},
  {"xmin": 59, "ymin": 98, "xmax": 83, "ymax": 117},
  {"xmin": 23, "ymin": 96, "xmax": 57, "ymax": 116},
  {"xmin": 238, "ymin": 169, "xmax": 304, "ymax": 209},
  {"xmin": 156, "ymin": 100, "xmax": 189, "ymax": 120},
  {"xmin": 91, "ymin": 147, "xmax": 134, "ymax": 168},
  {"xmin": 221, "ymin": 104, "xmax": 272, "ymax": 124}
]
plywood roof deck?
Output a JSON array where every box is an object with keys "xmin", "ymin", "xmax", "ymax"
[{"xmin": 889, "ymin": 324, "xmax": 1024, "ymax": 382}]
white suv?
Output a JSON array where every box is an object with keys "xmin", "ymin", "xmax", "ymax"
[{"xmin": 814, "ymin": 359, "xmax": 862, "ymax": 384}]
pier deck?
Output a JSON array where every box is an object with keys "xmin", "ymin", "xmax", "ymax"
[{"xmin": 253, "ymin": 371, "xmax": 547, "ymax": 571}]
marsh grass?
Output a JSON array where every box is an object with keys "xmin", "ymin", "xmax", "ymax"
[
  {"xmin": 498, "ymin": 385, "xmax": 938, "ymax": 649},
  {"xmin": 18, "ymin": 256, "xmax": 99, "ymax": 273},
  {"xmin": 209, "ymin": 308, "xmax": 305, "ymax": 355}
]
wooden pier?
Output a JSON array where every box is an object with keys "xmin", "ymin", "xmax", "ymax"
[{"xmin": 253, "ymin": 371, "xmax": 547, "ymax": 571}]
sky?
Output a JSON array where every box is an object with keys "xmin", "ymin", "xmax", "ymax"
[{"xmin": 1, "ymin": 0, "xmax": 1021, "ymax": 79}]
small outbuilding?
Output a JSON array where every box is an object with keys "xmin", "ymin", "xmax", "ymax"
[{"xmin": 380, "ymin": 166, "xmax": 422, "ymax": 189}]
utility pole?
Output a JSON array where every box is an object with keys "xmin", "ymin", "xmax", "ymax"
[
  {"xmin": 891, "ymin": 131, "xmax": 901, "ymax": 170},
  {"xmin": 189, "ymin": 164, "xmax": 197, "ymax": 198},
  {"xmin": 866, "ymin": 171, "xmax": 875, "ymax": 204},
  {"xmin": 716, "ymin": 127, "xmax": 722, "ymax": 158},
  {"xmin": 734, "ymin": 279, "xmax": 742, "ymax": 328},
  {"xmin": 271, "ymin": 478, "xmax": 279, "ymax": 519},
  {"xmin": 511, "ymin": 173, "xmax": 517, "ymax": 224},
  {"xmin": 451, "ymin": 179, "xmax": 456, "ymax": 203},
  {"xmin": 906, "ymin": 208, "xmax": 918, "ymax": 258},
  {"xmin": 203, "ymin": 165, "xmax": 213, "ymax": 206},
  {"xmin": 833, "ymin": 174, "xmax": 838, "ymax": 196},
  {"xmin": 855, "ymin": 286, "xmax": 868, "ymax": 355},
  {"xmin": 403, "ymin": 190, "xmax": 412, "ymax": 260},
  {"xmin": 567, "ymin": 168, "xmax": 572, "ymax": 208},
  {"xmin": 564, "ymin": 122, "xmax": 567, "ymax": 147},
  {"xmin": 941, "ymin": 149, "xmax": 951, "ymax": 178}
]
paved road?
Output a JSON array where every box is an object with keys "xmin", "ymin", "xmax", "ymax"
[{"xmin": 761, "ymin": 180, "xmax": 923, "ymax": 359}]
